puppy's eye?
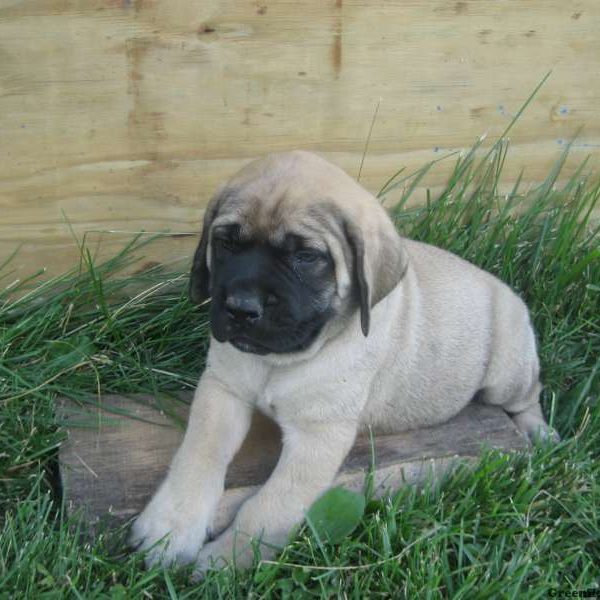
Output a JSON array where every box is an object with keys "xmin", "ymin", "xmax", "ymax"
[
  {"xmin": 214, "ymin": 237, "xmax": 241, "ymax": 253},
  {"xmin": 294, "ymin": 249, "xmax": 322, "ymax": 263}
]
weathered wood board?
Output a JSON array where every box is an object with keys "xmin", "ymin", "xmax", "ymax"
[
  {"xmin": 58, "ymin": 394, "xmax": 528, "ymax": 536},
  {"xmin": 1, "ymin": 1, "xmax": 599, "ymax": 280}
]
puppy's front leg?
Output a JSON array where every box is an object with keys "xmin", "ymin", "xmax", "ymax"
[
  {"xmin": 194, "ymin": 420, "xmax": 358, "ymax": 575},
  {"xmin": 130, "ymin": 374, "xmax": 252, "ymax": 568}
]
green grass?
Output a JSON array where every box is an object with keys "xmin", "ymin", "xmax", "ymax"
[{"xmin": 1, "ymin": 137, "xmax": 599, "ymax": 598}]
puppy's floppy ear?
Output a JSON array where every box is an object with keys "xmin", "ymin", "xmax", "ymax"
[
  {"xmin": 189, "ymin": 188, "xmax": 229, "ymax": 304},
  {"xmin": 343, "ymin": 212, "xmax": 407, "ymax": 337}
]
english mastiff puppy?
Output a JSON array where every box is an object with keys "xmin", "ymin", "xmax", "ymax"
[{"xmin": 130, "ymin": 150, "xmax": 557, "ymax": 576}]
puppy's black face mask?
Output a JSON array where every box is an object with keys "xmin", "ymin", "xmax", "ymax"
[{"xmin": 209, "ymin": 225, "xmax": 337, "ymax": 355}]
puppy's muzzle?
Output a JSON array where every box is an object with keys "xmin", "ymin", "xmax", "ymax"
[{"xmin": 225, "ymin": 291, "xmax": 263, "ymax": 325}]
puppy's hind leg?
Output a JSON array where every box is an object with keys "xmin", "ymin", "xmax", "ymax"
[
  {"xmin": 506, "ymin": 381, "xmax": 560, "ymax": 443},
  {"xmin": 481, "ymin": 379, "xmax": 560, "ymax": 443},
  {"xmin": 479, "ymin": 300, "xmax": 560, "ymax": 443}
]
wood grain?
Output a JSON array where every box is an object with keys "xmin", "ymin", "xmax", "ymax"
[
  {"xmin": 1, "ymin": 1, "xmax": 598, "ymax": 280},
  {"xmin": 58, "ymin": 393, "xmax": 528, "ymax": 536}
]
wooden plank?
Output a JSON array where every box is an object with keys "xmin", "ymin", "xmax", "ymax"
[
  {"xmin": 1, "ymin": 1, "xmax": 599, "ymax": 279},
  {"xmin": 58, "ymin": 393, "xmax": 528, "ymax": 536}
]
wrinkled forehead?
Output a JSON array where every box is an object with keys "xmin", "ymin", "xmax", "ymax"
[{"xmin": 212, "ymin": 184, "xmax": 343, "ymax": 251}]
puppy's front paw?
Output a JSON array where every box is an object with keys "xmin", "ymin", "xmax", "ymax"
[
  {"xmin": 129, "ymin": 483, "xmax": 214, "ymax": 569},
  {"xmin": 191, "ymin": 529, "xmax": 279, "ymax": 580}
]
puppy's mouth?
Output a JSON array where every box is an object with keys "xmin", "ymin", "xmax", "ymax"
[
  {"xmin": 229, "ymin": 336, "xmax": 271, "ymax": 355},
  {"xmin": 211, "ymin": 308, "xmax": 333, "ymax": 355}
]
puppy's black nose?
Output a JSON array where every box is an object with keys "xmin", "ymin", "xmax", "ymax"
[{"xmin": 225, "ymin": 292, "xmax": 263, "ymax": 324}]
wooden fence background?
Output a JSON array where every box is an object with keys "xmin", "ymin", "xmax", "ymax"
[{"xmin": 1, "ymin": 0, "xmax": 598, "ymax": 279}]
